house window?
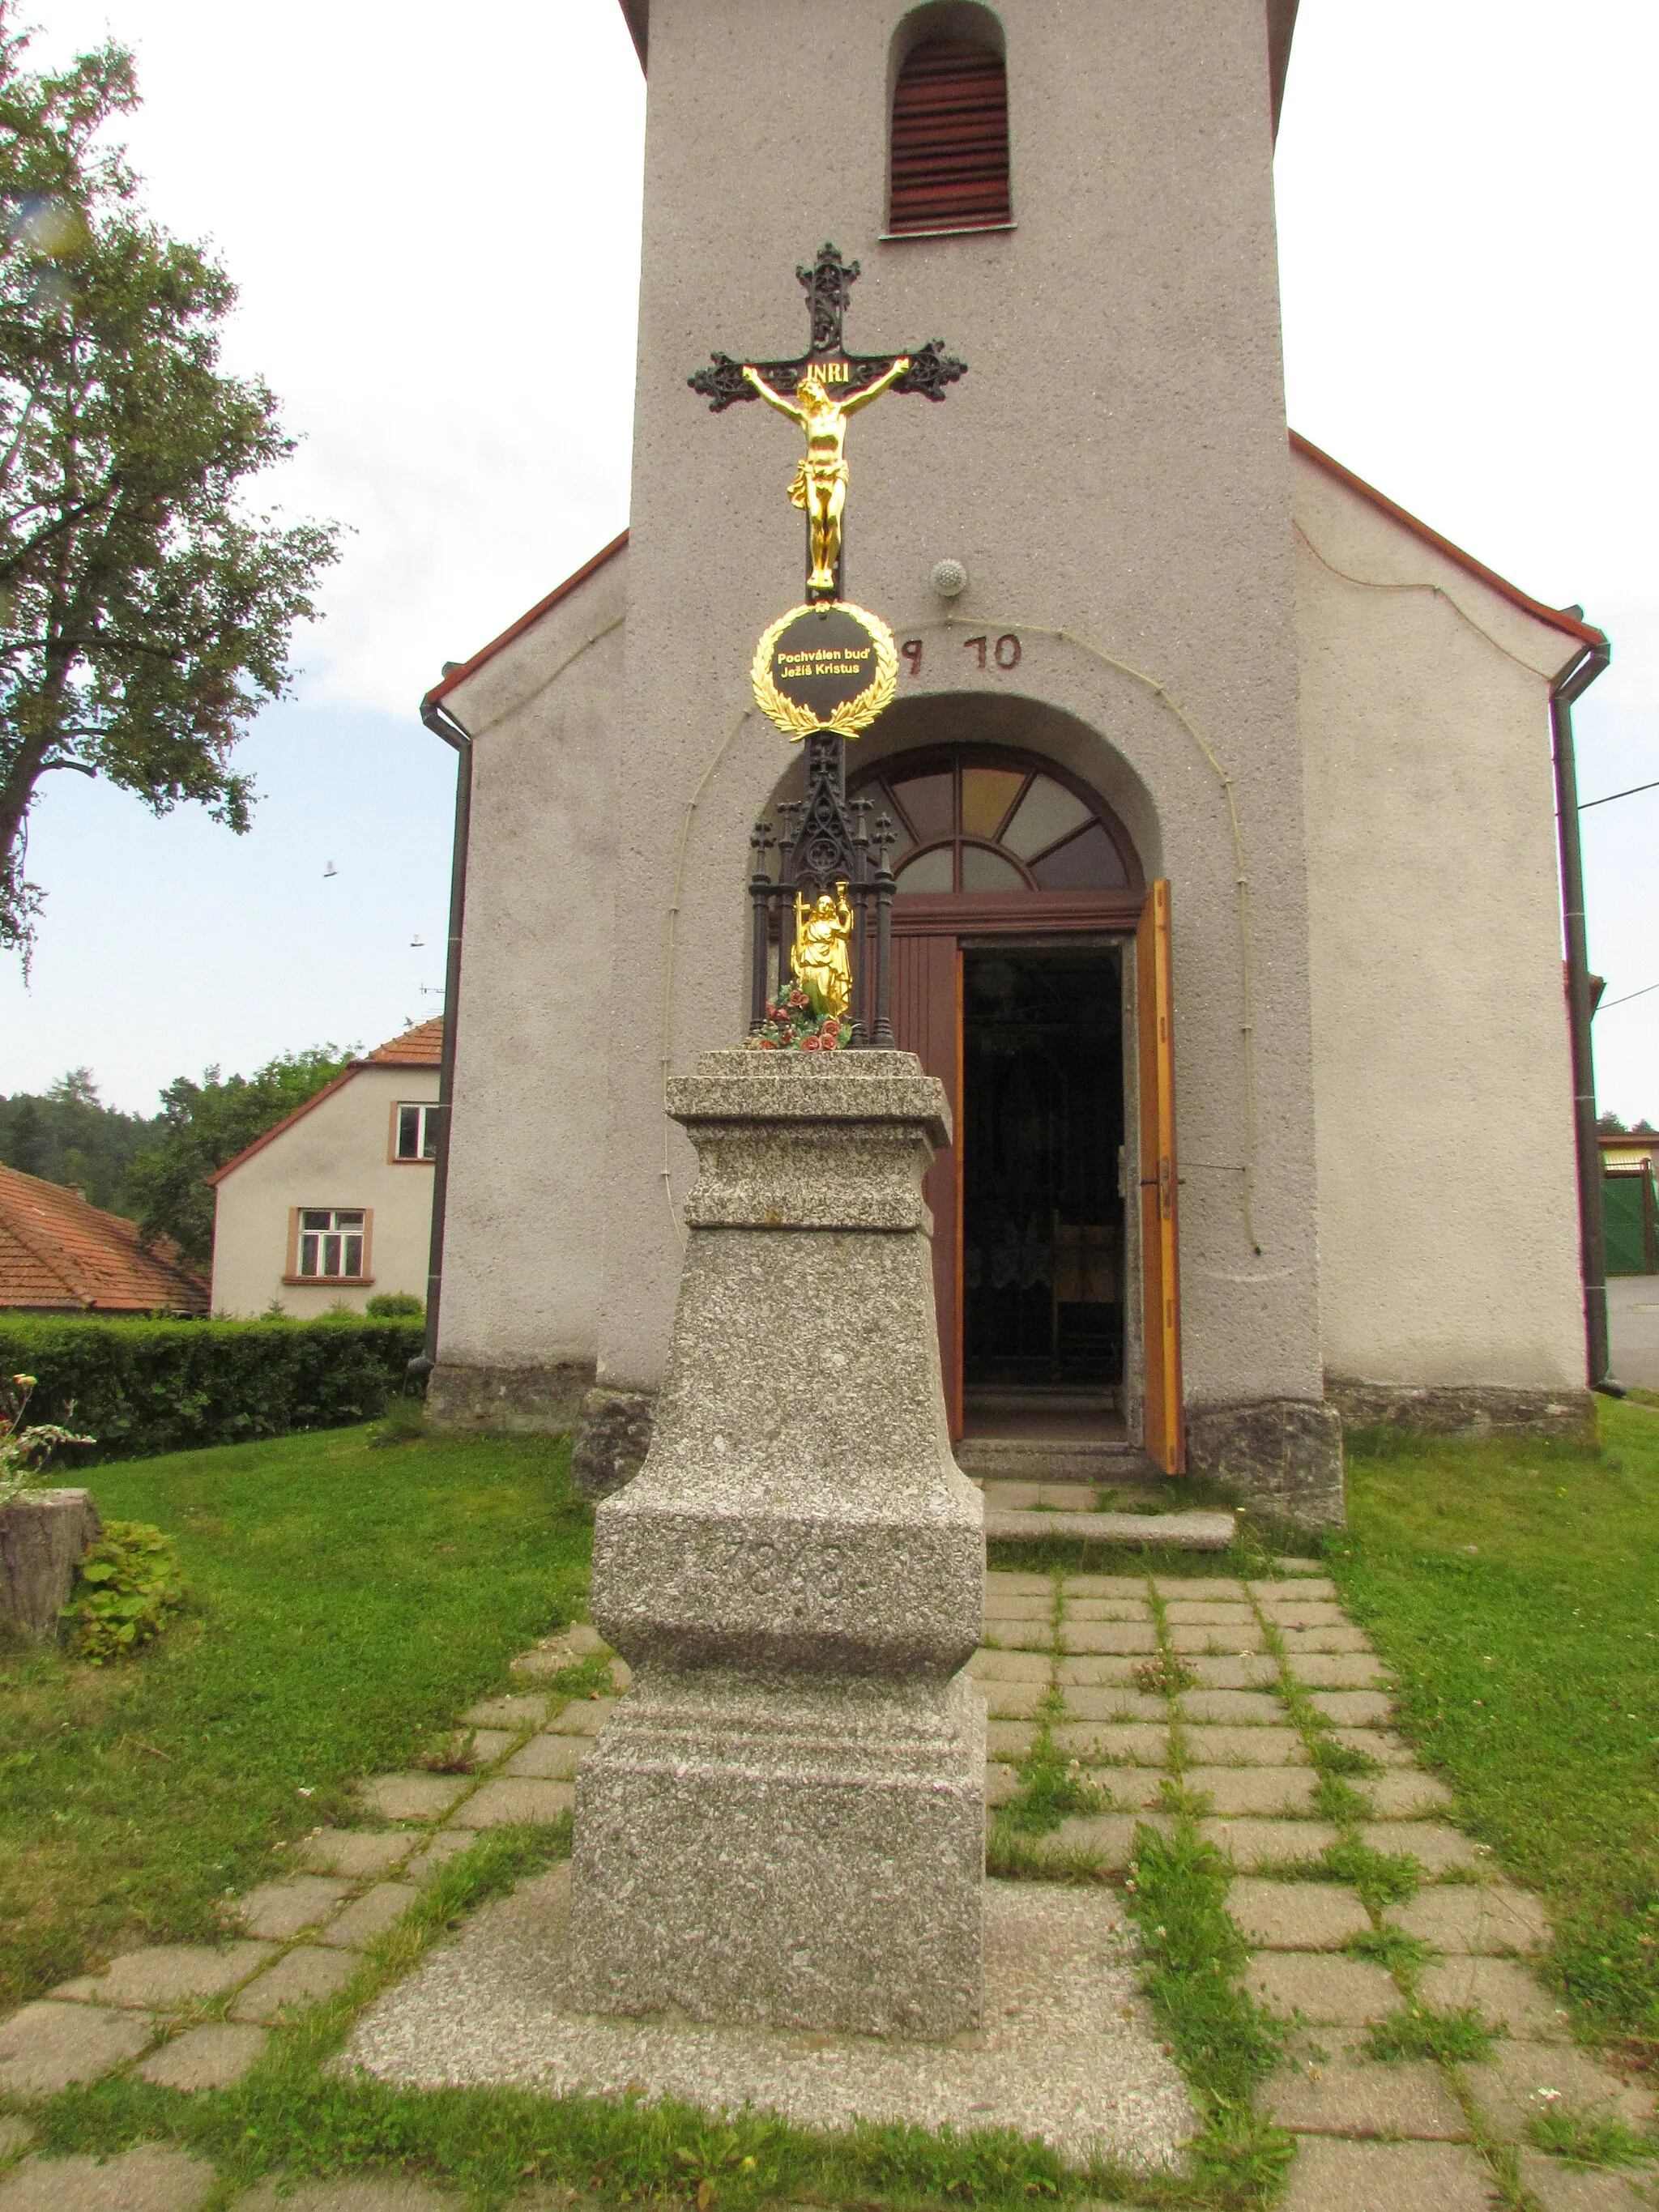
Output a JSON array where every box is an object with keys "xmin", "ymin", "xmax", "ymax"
[
  {"xmin": 296, "ymin": 1208, "xmax": 367, "ymax": 1280},
  {"xmin": 394, "ymin": 1102, "xmax": 441, "ymax": 1161},
  {"xmin": 889, "ymin": 21, "xmax": 1011, "ymax": 237}
]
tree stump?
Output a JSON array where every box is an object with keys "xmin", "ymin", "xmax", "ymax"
[{"xmin": 0, "ymin": 1489, "xmax": 102, "ymax": 1642}]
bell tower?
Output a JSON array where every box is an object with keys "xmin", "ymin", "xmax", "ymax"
[{"xmin": 593, "ymin": 0, "xmax": 1337, "ymax": 1510}]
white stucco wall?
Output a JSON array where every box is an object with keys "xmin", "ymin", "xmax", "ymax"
[
  {"xmin": 210, "ymin": 1064, "xmax": 438, "ymax": 1318},
  {"xmin": 1292, "ymin": 447, "xmax": 1586, "ymax": 1388},
  {"xmin": 435, "ymin": 545, "xmax": 629, "ymax": 1370}
]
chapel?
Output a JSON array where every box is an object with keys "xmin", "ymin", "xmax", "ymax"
[{"xmin": 417, "ymin": 0, "xmax": 1610, "ymax": 1524}]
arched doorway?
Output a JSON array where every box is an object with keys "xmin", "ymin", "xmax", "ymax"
[{"xmin": 847, "ymin": 746, "xmax": 1149, "ymax": 1440}]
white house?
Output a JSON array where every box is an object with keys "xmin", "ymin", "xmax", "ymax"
[{"xmin": 209, "ymin": 1021, "xmax": 442, "ymax": 1319}]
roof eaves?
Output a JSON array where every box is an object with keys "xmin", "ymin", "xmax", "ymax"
[
  {"xmin": 1290, "ymin": 431, "xmax": 1606, "ymax": 653},
  {"xmin": 424, "ymin": 531, "xmax": 629, "ymax": 709}
]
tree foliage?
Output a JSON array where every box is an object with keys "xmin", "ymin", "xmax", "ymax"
[
  {"xmin": 0, "ymin": 11, "xmax": 338, "ymax": 951},
  {"xmin": 124, "ymin": 1046, "xmax": 352, "ymax": 1268},
  {"xmin": 0, "ymin": 1065, "xmax": 159, "ymax": 1212}
]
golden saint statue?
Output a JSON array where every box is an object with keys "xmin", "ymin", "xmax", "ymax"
[
  {"xmin": 743, "ymin": 359, "xmax": 911, "ymax": 593},
  {"xmin": 792, "ymin": 883, "xmax": 855, "ymax": 1018}
]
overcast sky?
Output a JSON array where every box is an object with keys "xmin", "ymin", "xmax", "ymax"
[{"xmin": 1, "ymin": 0, "xmax": 1654, "ymax": 1119}]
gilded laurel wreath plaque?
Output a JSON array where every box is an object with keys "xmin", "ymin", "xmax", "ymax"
[{"xmin": 751, "ymin": 601, "xmax": 898, "ymax": 741}]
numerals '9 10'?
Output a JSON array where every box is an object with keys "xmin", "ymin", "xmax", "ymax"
[{"xmin": 899, "ymin": 633, "xmax": 1021, "ymax": 677}]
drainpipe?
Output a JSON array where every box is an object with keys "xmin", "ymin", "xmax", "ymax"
[
  {"xmin": 407, "ymin": 689, "xmax": 474, "ymax": 1387},
  {"xmin": 1550, "ymin": 632, "xmax": 1615, "ymax": 1391}
]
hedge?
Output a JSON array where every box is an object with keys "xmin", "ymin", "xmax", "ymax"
[{"xmin": 0, "ymin": 1314, "xmax": 425, "ymax": 1463}]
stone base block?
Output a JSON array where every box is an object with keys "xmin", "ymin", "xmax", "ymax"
[
  {"xmin": 571, "ymin": 1387, "xmax": 656, "ymax": 1501},
  {"xmin": 1185, "ymin": 1400, "xmax": 1346, "ymax": 1528},
  {"xmin": 424, "ymin": 1360, "xmax": 594, "ymax": 1438},
  {"xmin": 1325, "ymin": 1377, "xmax": 1596, "ymax": 1447},
  {"xmin": 569, "ymin": 1668, "xmax": 986, "ymax": 2036},
  {"xmin": 0, "ymin": 1489, "xmax": 101, "ymax": 1642}
]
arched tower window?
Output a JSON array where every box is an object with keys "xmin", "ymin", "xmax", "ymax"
[{"xmin": 889, "ymin": 9, "xmax": 1010, "ymax": 237}]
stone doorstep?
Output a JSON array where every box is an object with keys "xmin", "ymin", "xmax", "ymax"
[
  {"xmin": 50, "ymin": 1941, "xmax": 275, "ymax": 2010},
  {"xmin": 0, "ymin": 2003, "xmax": 155, "ymax": 2096},
  {"xmin": 0, "ymin": 2142, "xmax": 218, "ymax": 2210},
  {"xmin": 983, "ymin": 1508, "xmax": 1235, "ymax": 1548},
  {"xmin": 1280, "ymin": 2136, "xmax": 1498, "ymax": 2212},
  {"xmin": 134, "ymin": 2021, "xmax": 269, "ymax": 2092}
]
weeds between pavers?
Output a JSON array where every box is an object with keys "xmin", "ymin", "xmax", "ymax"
[
  {"xmin": 1363, "ymin": 2002, "xmax": 1496, "ymax": 2065},
  {"xmin": 1525, "ymin": 2103, "xmax": 1659, "ymax": 2172}
]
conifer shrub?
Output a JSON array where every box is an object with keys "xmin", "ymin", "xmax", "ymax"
[{"xmin": 0, "ymin": 1315, "xmax": 424, "ymax": 1462}]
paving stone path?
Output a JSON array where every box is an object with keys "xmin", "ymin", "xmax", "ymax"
[{"xmin": 1, "ymin": 1575, "xmax": 1653, "ymax": 2211}]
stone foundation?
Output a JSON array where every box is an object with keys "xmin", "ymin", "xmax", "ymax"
[
  {"xmin": 1185, "ymin": 1397, "xmax": 1346, "ymax": 1529},
  {"xmin": 424, "ymin": 1360, "xmax": 594, "ymax": 1438},
  {"xmin": 570, "ymin": 1049, "xmax": 986, "ymax": 2035},
  {"xmin": 571, "ymin": 1387, "xmax": 656, "ymax": 1501},
  {"xmin": 1325, "ymin": 1377, "xmax": 1597, "ymax": 1447}
]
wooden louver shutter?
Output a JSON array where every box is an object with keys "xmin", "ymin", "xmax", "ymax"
[{"xmin": 889, "ymin": 40, "xmax": 1011, "ymax": 235}]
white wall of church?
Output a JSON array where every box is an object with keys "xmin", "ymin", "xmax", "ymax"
[
  {"xmin": 436, "ymin": 546, "xmax": 629, "ymax": 1372},
  {"xmin": 211, "ymin": 1065, "xmax": 437, "ymax": 1319},
  {"xmin": 1292, "ymin": 450, "xmax": 1585, "ymax": 1389},
  {"xmin": 593, "ymin": 0, "xmax": 1328, "ymax": 1420}
]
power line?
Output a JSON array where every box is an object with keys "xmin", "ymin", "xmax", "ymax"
[
  {"xmin": 1580, "ymin": 777, "xmax": 1659, "ymax": 811},
  {"xmin": 1599, "ymin": 980, "xmax": 1659, "ymax": 1012}
]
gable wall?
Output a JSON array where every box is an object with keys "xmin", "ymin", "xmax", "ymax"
[
  {"xmin": 211, "ymin": 1064, "xmax": 438, "ymax": 1317},
  {"xmin": 1291, "ymin": 448, "xmax": 1585, "ymax": 1387},
  {"xmin": 435, "ymin": 543, "xmax": 629, "ymax": 1373}
]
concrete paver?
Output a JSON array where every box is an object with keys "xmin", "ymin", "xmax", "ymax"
[
  {"xmin": 1328, "ymin": 1726, "xmax": 1416, "ymax": 1768},
  {"xmin": 1243, "ymin": 1950, "xmax": 1402, "ymax": 2025},
  {"xmin": 980, "ymin": 1591, "xmax": 1053, "ymax": 1621},
  {"xmin": 460, "ymin": 1693, "xmax": 548, "ymax": 1728},
  {"xmin": 1250, "ymin": 1579, "xmax": 1337, "ymax": 1602},
  {"xmin": 0, "ymin": 2145, "xmax": 215, "ymax": 2211},
  {"xmin": 237, "ymin": 2179, "xmax": 461, "ymax": 2210},
  {"xmin": 1170, "ymin": 1622, "xmax": 1268, "ymax": 1652},
  {"xmin": 1282, "ymin": 1653, "xmax": 1388, "ymax": 1688},
  {"xmin": 1461, "ymin": 2039, "xmax": 1653, "ymax": 2142},
  {"xmin": 1279, "ymin": 1625, "xmax": 1376, "ymax": 1655},
  {"xmin": 543, "ymin": 1698, "xmax": 616, "ymax": 1737},
  {"xmin": 236, "ymin": 1877, "xmax": 352, "ymax": 1940},
  {"xmin": 0, "ymin": 2003, "xmax": 153, "ymax": 2095},
  {"xmin": 1279, "ymin": 2136, "xmax": 1497, "ymax": 2211},
  {"xmin": 1388, "ymin": 1884, "xmax": 1550, "ymax": 1955},
  {"xmin": 1358, "ymin": 1822, "xmax": 1486, "ymax": 1873},
  {"xmin": 1201, "ymin": 1818, "xmax": 1338, "ymax": 1870},
  {"xmin": 356, "ymin": 1774, "xmax": 472, "ymax": 1822},
  {"xmin": 1162, "ymin": 1602, "xmax": 1256, "ymax": 1626},
  {"xmin": 301, "ymin": 1830, "xmax": 418, "ymax": 1879},
  {"xmin": 967, "ymin": 1648, "xmax": 1051, "ymax": 1681},
  {"xmin": 1258, "ymin": 1603, "xmax": 1347, "ymax": 1629},
  {"xmin": 1060, "ymin": 1574, "xmax": 1148, "ymax": 1597},
  {"xmin": 1183, "ymin": 1655, "xmax": 1280, "ymax": 1689},
  {"xmin": 1059, "ymin": 1690, "xmax": 1167, "ymax": 1724},
  {"xmin": 1064, "ymin": 1597, "xmax": 1154, "ymax": 1622},
  {"xmin": 444, "ymin": 1728, "xmax": 515, "ymax": 1766},
  {"xmin": 1183, "ymin": 1725, "xmax": 1306, "ymax": 1767},
  {"xmin": 401, "ymin": 1831, "xmax": 477, "ymax": 1883},
  {"xmin": 1229, "ymin": 1878, "xmax": 1371, "ymax": 1950},
  {"xmin": 228, "ymin": 1945, "xmax": 360, "ymax": 2020},
  {"xmin": 986, "ymin": 1720, "xmax": 1038, "ymax": 1758},
  {"xmin": 447, "ymin": 1777, "xmax": 575, "ymax": 1827},
  {"xmin": 1183, "ymin": 1765, "xmax": 1318, "ymax": 1815},
  {"xmin": 983, "ymin": 1679, "xmax": 1049, "ymax": 1718},
  {"xmin": 53, "ymin": 1941, "xmax": 274, "ymax": 2009},
  {"xmin": 1054, "ymin": 1655, "xmax": 1140, "ymax": 1685},
  {"xmin": 1306, "ymin": 1690, "xmax": 1395, "ymax": 1726},
  {"xmin": 1363, "ymin": 1770, "xmax": 1456, "ymax": 1818},
  {"xmin": 1040, "ymin": 1814, "xmax": 1148, "ymax": 1865},
  {"xmin": 317, "ymin": 1883, "xmax": 420, "ymax": 1947},
  {"xmin": 1262, "ymin": 2052, "xmax": 1469, "ymax": 2138},
  {"xmin": 1177, "ymin": 1690, "xmax": 1286, "ymax": 1725},
  {"xmin": 0, "ymin": 2120, "xmax": 32, "ymax": 2159},
  {"xmin": 988, "ymin": 1570, "xmax": 1055, "ymax": 1593},
  {"xmin": 1415, "ymin": 1955, "xmax": 1572, "ymax": 2039},
  {"xmin": 503, "ymin": 1733, "xmax": 586, "ymax": 1779},
  {"xmin": 1516, "ymin": 2149, "xmax": 1655, "ymax": 2210},
  {"xmin": 1049, "ymin": 1721, "xmax": 1166, "ymax": 1765},
  {"xmin": 1059, "ymin": 1622, "xmax": 1158, "ymax": 1655},
  {"xmin": 985, "ymin": 1762, "xmax": 1021, "ymax": 1806},
  {"xmin": 134, "ymin": 2022, "xmax": 268, "ymax": 2091}
]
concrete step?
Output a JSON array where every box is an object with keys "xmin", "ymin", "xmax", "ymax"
[
  {"xmin": 983, "ymin": 1507, "xmax": 1237, "ymax": 1550},
  {"xmin": 955, "ymin": 1435, "xmax": 1154, "ymax": 1481}
]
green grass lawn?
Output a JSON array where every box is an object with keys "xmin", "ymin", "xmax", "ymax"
[
  {"xmin": 1330, "ymin": 1401, "xmax": 1659, "ymax": 2061},
  {"xmin": 0, "ymin": 1426, "xmax": 589, "ymax": 2010}
]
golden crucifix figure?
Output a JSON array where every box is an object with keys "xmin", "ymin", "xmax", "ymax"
[
  {"xmin": 792, "ymin": 883, "xmax": 855, "ymax": 1017},
  {"xmin": 743, "ymin": 359, "xmax": 911, "ymax": 593}
]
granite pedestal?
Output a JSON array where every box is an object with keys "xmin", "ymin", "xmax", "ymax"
[{"xmin": 569, "ymin": 1050, "xmax": 985, "ymax": 2036}]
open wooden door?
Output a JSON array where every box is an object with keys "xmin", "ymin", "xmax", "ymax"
[
  {"xmin": 889, "ymin": 933, "xmax": 963, "ymax": 1438},
  {"xmin": 1137, "ymin": 881, "xmax": 1184, "ymax": 1473}
]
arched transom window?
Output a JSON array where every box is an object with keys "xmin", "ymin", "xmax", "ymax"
[{"xmin": 851, "ymin": 748, "xmax": 1139, "ymax": 897}]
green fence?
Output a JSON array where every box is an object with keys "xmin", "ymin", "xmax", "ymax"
[{"xmin": 1603, "ymin": 1170, "xmax": 1658, "ymax": 1276}]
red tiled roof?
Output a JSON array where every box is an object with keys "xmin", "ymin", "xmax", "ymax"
[
  {"xmin": 207, "ymin": 1023, "xmax": 445, "ymax": 1187},
  {"xmin": 1292, "ymin": 433, "xmax": 1606, "ymax": 651},
  {"xmin": 0, "ymin": 1164, "xmax": 209, "ymax": 1315}
]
